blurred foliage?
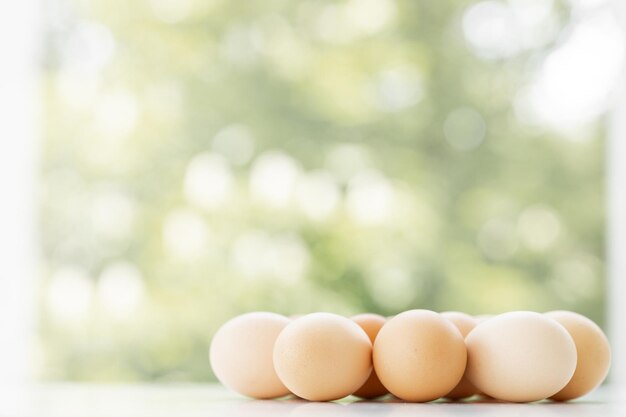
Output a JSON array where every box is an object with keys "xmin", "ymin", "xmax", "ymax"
[{"xmin": 41, "ymin": 0, "xmax": 605, "ymax": 382}]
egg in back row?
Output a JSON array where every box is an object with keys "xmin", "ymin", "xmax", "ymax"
[{"xmin": 209, "ymin": 309, "xmax": 610, "ymax": 402}]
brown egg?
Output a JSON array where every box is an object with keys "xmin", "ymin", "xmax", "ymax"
[
  {"xmin": 273, "ymin": 312, "xmax": 372, "ymax": 401},
  {"xmin": 545, "ymin": 311, "xmax": 611, "ymax": 401},
  {"xmin": 350, "ymin": 314, "xmax": 389, "ymax": 399},
  {"xmin": 209, "ymin": 312, "xmax": 291, "ymax": 399},
  {"xmin": 374, "ymin": 309, "xmax": 467, "ymax": 402},
  {"xmin": 465, "ymin": 311, "xmax": 577, "ymax": 402},
  {"xmin": 470, "ymin": 314, "xmax": 494, "ymax": 399},
  {"xmin": 440, "ymin": 311, "xmax": 480, "ymax": 400}
]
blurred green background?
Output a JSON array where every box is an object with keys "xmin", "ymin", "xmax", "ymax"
[{"xmin": 40, "ymin": 0, "xmax": 614, "ymax": 382}]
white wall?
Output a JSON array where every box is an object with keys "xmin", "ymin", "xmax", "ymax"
[{"xmin": 0, "ymin": 0, "xmax": 40, "ymax": 413}]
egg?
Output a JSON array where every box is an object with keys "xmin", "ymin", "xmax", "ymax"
[
  {"xmin": 374, "ymin": 309, "xmax": 467, "ymax": 402},
  {"xmin": 545, "ymin": 310, "xmax": 611, "ymax": 401},
  {"xmin": 350, "ymin": 314, "xmax": 389, "ymax": 399},
  {"xmin": 273, "ymin": 312, "xmax": 372, "ymax": 401},
  {"xmin": 465, "ymin": 311, "xmax": 577, "ymax": 402},
  {"xmin": 440, "ymin": 311, "xmax": 480, "ymax": 400},
  {"xmin": 209, "ymin": 312, "xmax": 291, "ymax": 399}
]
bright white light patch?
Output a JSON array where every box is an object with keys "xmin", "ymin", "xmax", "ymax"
[
  {"xmin": 463, "ymin": 0, "xmax": 557, "ymax": 59},
  {"xmin": 98, "ymin": 262, "xmax": 145, "ymax": 320},
  {"xmin": 295, "ymin": 170, "xmax": 341, "ymax": 221},
  {"xmin": 346, "ymin": 170, "xmax": 395, "ymax": 225},
  {"xmin": 47, "ymin": 266, "xmax": 93, "ymax": 323},
  {"xmin": 56, "ymin": 70, "xmax": 100, "ymax": 110},
  {"xmin": 344, "ymin": 0, "xmax": 396, "ymax": 35},
  {"xmin": 566, "ymin": 0, "xmax": 608, "ymax": 12},
  {"xmin": 463, "ymin": 1, "xmax": 521, "ymax": 59},
  {"xmin": 57, "ymin": 22, "xmax": 114, "ymax": 110},
  {"xmin": 184, "ymin": 152, "xmax": 233, "ymax": 210},
  {"xmin": 230, "ymin": 231, "xmax": 310, "ymax": 283},
  {"xmin": 520, "ymin": 12, "xmax": 624, "ymax": 135},
  {"xmin": 90, "ymin": 185, "xmax": 136, "ymax": 241},
  {"xmin": 162, "ymin": 208, "xmax": 210, "ymax": 260},
  {"xmin": 250, "ymin": 151, "xmax": 302, "ymax": 208},
  {"xmin": 509, "ymin": 0, "xmax": 556, "ymax": 49},
  {"xmin": 62, "ymin": 22, "xmax": 116, "ymax": 73},
  {"xmin": 94, "ymin": 89, "xmax": 139, "ymax": 140}
]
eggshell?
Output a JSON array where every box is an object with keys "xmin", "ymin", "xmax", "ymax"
[
  {"xmin": 209, "ymin": 312, "xmax": 291, "ymax": 399},
  {"xmin": 273, "ymin": 312, "xmax": 372, "ymax": 401},
  {"xmin": 374, "ymin": 309, "xmax": 467, "ymax": 402},
  {"xmin": 350, "ymin": 314, "xmax": 389, "ymax": 399},
  {"xmin": 440, "ymin": 311, "xmax": 480, "ymax": 400},
  {"xmin": 465, "ymin": 311, "xmax": 577, "ymax": 402},
  {"xmin": 545, "ymin": 310, "xmax": 611, "ymax": 401}
]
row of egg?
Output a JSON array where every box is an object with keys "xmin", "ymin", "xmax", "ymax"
[{"xmin": 209, "ymin": 310, "xmax": 610, "ymax": 402}]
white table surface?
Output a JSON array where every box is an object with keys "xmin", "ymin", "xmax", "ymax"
[{"xmin": 7, "ymin": 384, "xmax": 626, "ymax": 417}]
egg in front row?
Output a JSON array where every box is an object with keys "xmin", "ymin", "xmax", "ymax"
[{"xmin": 209, "ymin": 310, "xmax": 610, "ymax": 402}]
